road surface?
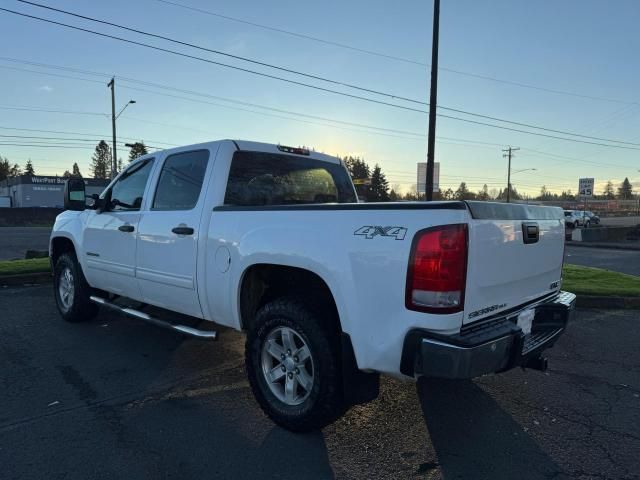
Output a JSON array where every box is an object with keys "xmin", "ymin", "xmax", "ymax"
[
  {"xmin": 600, "ymin": 216, "xmax": 640, "ymax": 227},
  {"xmin": 0, "ymin": 227, "xmax": 51, "ymax": 260},
  {"xmin": 1, "ymin": 285, "xmax": 638, "ymax": 479},
  {"xmin": 564, "ymin": 245, "xmax": 640, "ymax": 276}
]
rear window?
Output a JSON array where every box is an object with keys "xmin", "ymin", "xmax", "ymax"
[{"xmin": 224, "ymin": 151, "xmax": 356, "ymax": 206}]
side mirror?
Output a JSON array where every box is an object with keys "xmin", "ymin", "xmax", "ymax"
[{"xmin": 63, "ymin": 178, "xmax": 86, "ymax": 211}]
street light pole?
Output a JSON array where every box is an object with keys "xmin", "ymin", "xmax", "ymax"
[
  {"xmin": 502, "ymin": 146, "xmax": 520, "ymax": 203},
  {"xmin": 425, "ymin": 0, "xmax": 440, "ymax": 201},
  {"xmin": 108, "ymin": 77, "xmax": 118, "ymax": 179}
]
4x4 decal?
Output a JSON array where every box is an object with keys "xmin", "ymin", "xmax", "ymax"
[{"xmin": 354, "ymin": 226, "xmax": 407, "ymax": 240}]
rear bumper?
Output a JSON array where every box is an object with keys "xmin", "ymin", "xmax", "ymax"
[{"xmin": 400, "ymin": 291, "xmax": 576, "ymax": 379}]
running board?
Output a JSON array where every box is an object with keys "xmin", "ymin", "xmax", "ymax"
[{"xmin": 90, "ymin": 296, "xmax": 217, "ymax": 340}]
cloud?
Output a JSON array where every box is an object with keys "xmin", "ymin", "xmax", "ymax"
[{"xmin": 38, "ymin": 85, "xmax": 53, "ymax": 92}]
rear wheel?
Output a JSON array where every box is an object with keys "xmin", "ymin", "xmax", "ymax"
[
  {"xmin": 245, "ymin": 297, "xmax": 346, "ymax": 432},
  {"xmin": 53, "ymin": 252, "xmax": 98, "ymax": 322}
]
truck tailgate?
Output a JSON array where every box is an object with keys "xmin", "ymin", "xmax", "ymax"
[{"xmin": 463, "ymin": 202, "xmax": 565, "ymax": 324}]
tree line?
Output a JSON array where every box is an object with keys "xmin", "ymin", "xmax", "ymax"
[
  {"xmin": 0, "ymin": 141, "xmax": 148, "ymax": 182},
  {"xmin": 342, "ymin": 156, "xmax": 635, "ymax": 202},
  {"xmin": 1, "ymin": 148, "xmax": 636, "ymax": 202}
]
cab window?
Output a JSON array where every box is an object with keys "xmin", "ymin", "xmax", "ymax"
[{"xmin": 108, "ymin": 159, "xmax": 154, "ymax": 211}]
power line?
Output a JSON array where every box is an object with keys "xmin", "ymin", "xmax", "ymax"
[
  {"xmin": 17, "ymin": 0, "xmax": 429, "ymax": 107},
  {"xmin": 0, "ymin": 125, "xmax": 179, "ymax": 146},
  {"xmin": 15, "ymin": 2, "xmax": 640, "ymax": 146},
  {"xmin": 153, "ymin": 0, "xmax": 635, "ymax": 106},
  {"xmin": 0, "ymin": 134, "xmax": 164, "ymax": 150},
  {"xmin": 0, "ymin": 58, "xmax": 428, "ymax": 139},
  {"xmin": 0, "ymin": 6, "xmax": 428, "ymax": 115},
  {"xmin": 153, "ymin": 0, "xmax": 426, "ymax": 67},
  {"xmin": 0, "ymin": 105, "xmax": 107, "ymax": 116},
  {"xmin": 437, "ymin": 114, "xmax": 640, "ymax": 151},
  {"xmin": 119, "ymin": 85, "xmax": 425, "ymax": 142},
  {"xmin": 3, "ymin": 51, "xmax": 640, "ymax": 149},
  {"xmin": 0, "ymin": 142, "xmax": 95, "ymax": 149}
]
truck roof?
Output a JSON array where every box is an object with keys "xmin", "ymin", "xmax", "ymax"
[{"xmin": 145, "ymin": 139, "xmax": 341, "ymax": 165}]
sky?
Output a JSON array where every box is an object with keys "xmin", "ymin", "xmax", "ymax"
[{"xmin": 0, "ymin": 0, "xmax": 639, "ymax": 196}]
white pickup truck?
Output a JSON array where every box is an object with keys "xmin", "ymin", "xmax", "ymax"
[{"xmin": 50, "ymin": 140, "xmax": 575, "ymax": 431}]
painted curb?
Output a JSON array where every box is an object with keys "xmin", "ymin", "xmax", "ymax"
[{"xmin": 0, "ymin": 271, "xmax": 52, "ymax": 286}]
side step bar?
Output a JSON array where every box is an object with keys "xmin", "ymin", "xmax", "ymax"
[{"xmin": 90, "ymin": 296, "xmax": 217, "ymax": 340}]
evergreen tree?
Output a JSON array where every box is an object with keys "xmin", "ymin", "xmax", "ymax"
[
  {"xmin": 538, "ymin": 185, "xmax": 554, "ymax": 201},
  {"xmin": 402, "ymin": 186, "xmax": 419, "ymax": 201},
  {"xmin": 343, "ymin": 156, "xmax": 371, "ymax": 199},
  {"xmin": 72, "ymin": 162, "xmax": 82, "ymax": 177},
  {"xmin": 388, "ymin": 189, "xmax": 399, "ymax": 201},
  {"xmin": 455, "ymin": 182, "xmax": 475, "ymax": 200},
  {"xmin": 441, "ymin": 188, "xmax": 455, "ymax": 200},
  {"xmin": 602, "ymin": 180, "xmax": 615, "ymax": 200},
  {"xmin": 617, "ymin": 177, "xmax": 633, "ymax": 200},
  {"xmin": 343, "ymin": 156, "xmax": 370, "ymax": 180},
  {"xmin": 0, "ymin": 156, "xmax": 10, "ymax": 181},
  {"xmin": 477, "ymin": 184, "xmax": 490, "ymax": 200},
  {"xmin": 128, "ymin": 142, "xmax": 148, "ymax": 162},
  {"xmin": 90, "ymin": 140, "xmax": 112, "ymax": 179},
  {"xmin": 24, "ymin": 159, "xmax": 35, "ymax": 176},
  {"xmin": 62, "ymin": 170, "xmax": 72, "ymax": 178},
  {"xmin": 369, "ymin": 164, "xmax": 390, "ymax": 201},
  {"xmin": 9, "ymin": 163, "xmax": 21, "ymax": 177}
]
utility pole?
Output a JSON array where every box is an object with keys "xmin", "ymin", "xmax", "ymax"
[
  {"xmin": 425, "ymin": 0, "xmax": 440, "ymax": 201},
  {"xmin": 107, "ymin": 77, "xmax": 118, "ymax": 179},
  {"xmin": 502, "ymin": 146, "xmax": 520, "ymax": 203}
]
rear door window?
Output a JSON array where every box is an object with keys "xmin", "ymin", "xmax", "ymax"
[
  {"xmin": 224, "ymin": 151, "xmax": 356, "ymax": 206},
  {"xmin": 153, "ymin": 150, "xmax": 210, "ymax": 210}
]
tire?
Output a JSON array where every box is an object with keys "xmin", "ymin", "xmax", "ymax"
[
  {"xmin": 245, "ymin": 296, "xmax": 346, "ymax": 432},
  {"xmin": 53, "ymin": 252, "xmax": 98, "ymax": 323}
]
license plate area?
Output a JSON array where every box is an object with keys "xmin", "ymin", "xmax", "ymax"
[{"xmin": 517, "ymin": 308, "xmax": 535, "ymax": 335}]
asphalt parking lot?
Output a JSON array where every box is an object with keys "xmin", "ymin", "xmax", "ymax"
[{"xmin": 1, "ymin": 285, "xmax": 638, "ymax": 479}]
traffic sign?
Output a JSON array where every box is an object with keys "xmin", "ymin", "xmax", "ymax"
[{"xmin": 578, "ymin": 178, "xmax": 594, "ymax": 197}]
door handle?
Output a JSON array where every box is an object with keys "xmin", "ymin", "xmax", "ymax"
[
  {"xmin": 118, "ymin": 224, "xmax": 135, "ymax": 232},
  {"xmin": 172, "ymin": 226, "xmax": 194, "ymax": 235},
  {"xmin": 521, "ymin": 222, "xmax": 539, "ymax": 244}
]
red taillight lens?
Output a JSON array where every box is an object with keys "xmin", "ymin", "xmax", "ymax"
[{"xmin": 406, "ymin": 224, "xmax": 468, "ymax": 313}]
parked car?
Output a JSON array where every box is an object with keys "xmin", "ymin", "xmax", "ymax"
[
  {"xmin": 50, "ymin": 140, "xmax": 576, "ymax": 432},
  {"xmin": 580, "ymin": 210, "xmax": 600, "ymax": 226},
  {"xmin": 564, "ymin": 210, "xmax": 582, "ymax": 228}
]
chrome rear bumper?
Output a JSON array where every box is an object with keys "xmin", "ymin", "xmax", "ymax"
[{"xmin": 400, "ymin": 291, "xmax": 576, "ymax": 379}]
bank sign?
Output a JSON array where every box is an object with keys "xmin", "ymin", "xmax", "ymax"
[
  {"xmin": 30, "ymin": 177, "xmax": 66, "ymax": 185},
  {"xmin": 18, "ymin": 176, "xmax": 109, "ymax": 187}
]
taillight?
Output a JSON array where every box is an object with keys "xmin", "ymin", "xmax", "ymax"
[{"xmin": 405, "ymin": 224, "xmax": 468, "ymax": 313}]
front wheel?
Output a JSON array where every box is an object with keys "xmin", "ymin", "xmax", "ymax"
[
  {"xmin": 53, "ymin": 252, "xmax": 98, "ymax": 322},
  {"xmin": 245, "ymin": 297, "xmax": 346, "ymax": 432}
]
